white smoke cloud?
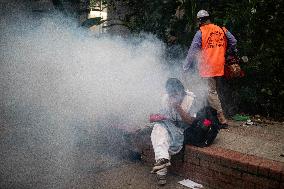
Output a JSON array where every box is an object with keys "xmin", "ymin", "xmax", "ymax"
[
  {"xmin": 0, "ymin": 3, "xmax": 173, "ymax": 188},
  {"xmin": 1, "ymin": 15, "xmax": 169, "ymax": 128},
  {"xmin": 0, "ymin": 2, "xmax": 208, "ymax": 188}
]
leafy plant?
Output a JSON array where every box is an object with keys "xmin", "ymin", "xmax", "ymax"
[{"xmin": 54, "ymin": 0, "xmax": 284, "ymax": 118}]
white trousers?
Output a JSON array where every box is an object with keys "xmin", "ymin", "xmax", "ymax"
[
  {"xmin": 151, "ymin": 123, "xmax": 171, "ymax": 161},
  {"xmin": 151, "ymin": 123, "xmax": 171, "ymax": 176}
]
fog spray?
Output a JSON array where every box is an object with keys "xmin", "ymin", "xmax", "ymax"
[{"xmin": 0, "ymin": 1, "xmax": 207, "ymax": 188}]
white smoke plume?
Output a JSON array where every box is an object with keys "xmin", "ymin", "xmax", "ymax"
[
  {"xmin": 0, "ymin": 1, "xmax": 208, "ymax": 188},
  {"xmin": 1, "ymin": 14, "xmax": 169, "ymax": 127},
  {"xmin": 0, "ymin": 1, "xmax": 173, "ymax": 188}
]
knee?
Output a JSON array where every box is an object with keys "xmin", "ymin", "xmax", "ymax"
[{"xmin": 151, "ymin": 124, "xmax": 167, "ymax": 138}]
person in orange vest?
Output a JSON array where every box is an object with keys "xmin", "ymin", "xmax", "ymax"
[{"xmin": 183, "ymin": 10, "xmax": 238, "ymax": 128}]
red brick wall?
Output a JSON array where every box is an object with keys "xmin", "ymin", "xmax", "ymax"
[{"xmin": 141, "ymin": 145, "xmax": 284, "ymax": 189}]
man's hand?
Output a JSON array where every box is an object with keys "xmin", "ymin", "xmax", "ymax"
[
  {"xmin": 172, "ymin": 102, "xmax": 182, "ymax": 111},
  {"xmin": 173, "ymin": 103, "xmax": 194, "ymax": 125},
  {"xmin": 168, "ymin": 96, "xmax": 183, "ymax": 108}
]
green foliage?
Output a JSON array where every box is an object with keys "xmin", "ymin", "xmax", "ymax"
[
  {"xmin": 56, "ymin": 0, "xmax": 283, "ymax": 117},
  {"xmin": 86, "ymin": 0, "xmax": 284, "ymax": 118},
  {"xmin": 225, "ymin": 0, "xmax": 284, "ymax": 118}
]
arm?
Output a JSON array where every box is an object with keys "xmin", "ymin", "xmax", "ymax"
[
  {"xmin": 225, "ymin": 31, "xmax": 238, "ymax": 55},
  {"xmin": 174, "ymin": 104, "xmax": 195, "ymax": 125},
  {"xmin": 183, "ymin": 30, "xmax": 202, "ymax": 71}
]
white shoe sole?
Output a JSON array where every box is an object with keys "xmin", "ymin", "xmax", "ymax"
[{"xmin": 151, "ymin": 162, "xmax": 171, "ymax": 173}]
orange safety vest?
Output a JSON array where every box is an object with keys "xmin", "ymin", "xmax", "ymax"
[{"xmin": 199, "ymin": 24, "xmax": 227, "ymax": 77}]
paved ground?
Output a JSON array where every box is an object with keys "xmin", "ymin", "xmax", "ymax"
[
  {"xmin": 0, "ymin": 117, "xmax": 206, "ymax": 189},
  {"xmin": 0, "ymin": 113, "xmax": 283, "ymax": 189},
  {"xmin": 213, "ymin": 118, "xmax": 284, "ymax": 162},
  {"xmin": 93, "ymin": 162, "xmax": 211, "ymax": 189},
  {"xmin": 91, "ymin": 118, "xmax": 284, "ymax": 189}
]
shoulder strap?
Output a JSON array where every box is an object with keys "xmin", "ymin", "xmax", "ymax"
[
  {"xmin": 219, "ymin": 26, "xmax": 229, "ymax": 55},
  {"xmin": 220, "ymin": 26, "xmax": 227, "ymax": 42},
  {"xmin": 219, "ymin": 26, "xmax": 228, "ymax": 43}
]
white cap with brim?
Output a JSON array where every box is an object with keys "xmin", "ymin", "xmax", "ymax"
[{"xmin": 197, "ymin": 10, "xmax": 209, "ymax": 19}]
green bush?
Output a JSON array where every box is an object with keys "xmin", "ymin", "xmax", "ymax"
[{"xmin": 116, "ymin": 0, "xmax": 283, "ymax": 118}]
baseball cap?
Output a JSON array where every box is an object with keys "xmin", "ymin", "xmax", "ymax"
[{"xmin": 197, "ymin": 10, "xmax": 209, "ymax": 19}]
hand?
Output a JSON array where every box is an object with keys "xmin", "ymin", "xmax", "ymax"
[
  {"xmin": 230, "ymin": 64, "xmax": 241, "ymax": 77},
  {"xmin": 169, "ymin": 96, "xmax": 183, "ymax": 107},
  {"xmin": 172, "ymin": 102, "xmax": 182, "ymax": 111}
]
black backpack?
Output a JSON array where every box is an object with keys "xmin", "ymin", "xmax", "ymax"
[{"xmin": 184, "ymin": 106, "xmax": 221, "ymax": 147}]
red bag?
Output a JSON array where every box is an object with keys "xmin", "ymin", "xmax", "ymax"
[
  {"xmin": 219, "ymin": 26, "xmax": 245, "ymax": 79},
  {"xmin": 224, "ymin": 55, "xmax": 245, "ymax": 79},
  {"xmin": 149, "ymin": 114, "xmax": 167, "ymax": 123}
]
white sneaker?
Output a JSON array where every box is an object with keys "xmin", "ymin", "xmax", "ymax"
[{"xmin": 151, "ymin": 158, "xmax": 171, "ymax": 173}]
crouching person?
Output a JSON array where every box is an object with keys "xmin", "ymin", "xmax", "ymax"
[{"xmin": 150, "ymin": 78, "xmax": 196, "ymax": 185}]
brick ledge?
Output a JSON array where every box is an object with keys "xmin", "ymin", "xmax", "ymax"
[{"xmin": 141, "ymin": 145, "xmax": 284, "ymax": 189}]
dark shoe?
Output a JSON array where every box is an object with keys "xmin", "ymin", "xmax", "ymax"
[
  {"xmin": 151, "ymin": 158, "xmax": 171, "ymax": 173},
  {"xmin": 157, "ymin": 174, "xmax": 167, "ymax": 185},
  {"xmin": 217, "ymin": 112, "xmax": 228, "ymax": 125},
  {"xmin": 219, "ymin": 123, "xmax": 229, "ymax": 129}
]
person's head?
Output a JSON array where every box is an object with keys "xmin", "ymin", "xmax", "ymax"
[
  {"xmin": 196, "ymin": 10, "xmax": 210, "ymax": 27},
  {"xmin": 165, "ymin": 78, "xmax": 186, "ymax": 103}
]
